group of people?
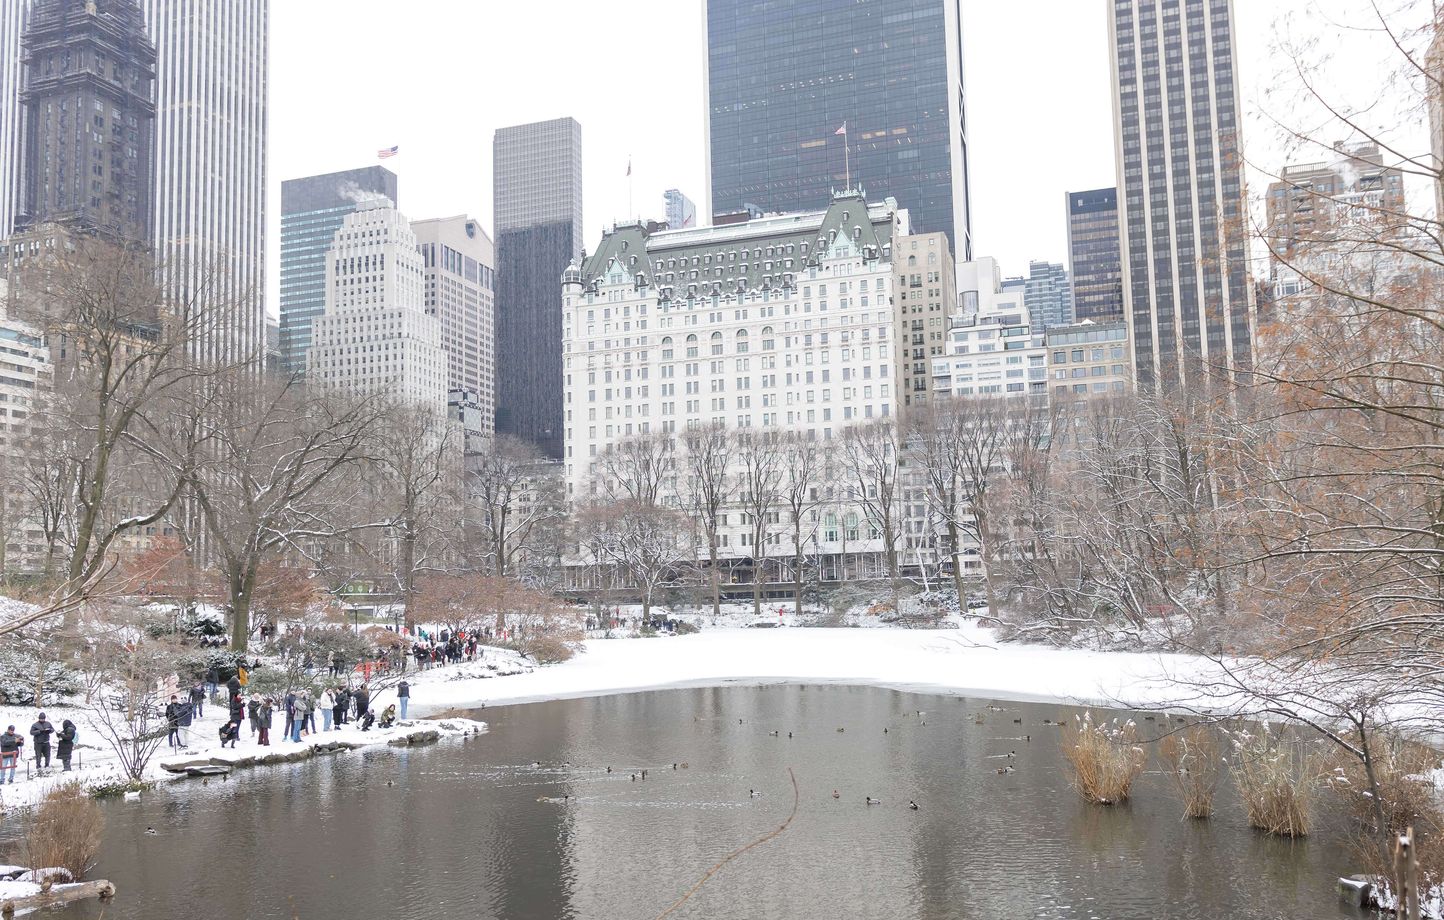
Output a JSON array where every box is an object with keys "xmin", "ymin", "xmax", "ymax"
[
  {"xmin": 211, "ymin": 674, "xmax": 413, "ymax": 750},
  {"xmin": 0, "ymin": 714, "xmax": 78, "ymax": 782}
]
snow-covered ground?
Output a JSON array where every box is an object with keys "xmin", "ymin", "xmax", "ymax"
[{"xmin": 410, "ymin": 623, "xmax": 1217, "ymax": 715}]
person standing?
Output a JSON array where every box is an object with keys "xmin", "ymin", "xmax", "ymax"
[
  {"xmin": 29, "ymin": 713, "xmax": 54, "ymax": 770},
  {"xmin": 319, "ymin": 688, "xmax": 334, "ymax": 731},
  {"xmin": 291, "ymin": 692, "xmax": 307, "ymax": 743},
  {"xmin": 165, "ymin": 695, "xmax": 184, "ymax": 749},
  {"xmin": 304, "ymin": 689, "xmax": 317, "ymax": 734},
  {"xmin": 190, "ymin": 682, "xmax": 206, "ymax": 719},
  {"xmin": 354, "ymin": 684, "xmax": 370, "ymax": 723},
  {"xmin": 56, "ymin": 720, "xmax": 76, "ymax": 771},
  {"xmin": 332, "ymin": 686, "xmax": 348, "ymax": 727},
  {"xmin": 397, "ymin": 680, "xmax": 410, "ymax": 721},
  {"xmin": 0, "ymin": 725, "xmax": 23, "ymax": 783},
  {"xmin": 327, "ymin": 649, "xmax": 337, "ymax": 678},
  {"xmin": 257, "ymin": 698, "xmax": 273, "ymax": 746},
  {"xmin": 228, "ymin": 692, "xmax": 245, "ymax": 732},
  {"xmin": 247, "ymin": 693, "xmax": 261, "ymax": 738},
  {"xmin": 283, "ymin": 690, "xmax": 296, "ymax": 741}
]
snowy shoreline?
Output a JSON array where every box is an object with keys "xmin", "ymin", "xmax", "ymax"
[{"xmin": 413, "ymin": 625, "xmax": 1217, "ymax": 716}]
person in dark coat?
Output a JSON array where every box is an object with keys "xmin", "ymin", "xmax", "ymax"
[
  {"xmin": 29, "ymin": 713, "xmax": 54, "ymax": 769},
  {"xmin": 226, "ymin": 672, "xmax": 241, "ymax": 699},
  {"xmin": 353, "ymin": 685, "xmax": 370, "ymax": 721},
  {"xmin": 257, "ymin": 698, "xmax": 273, "ymax": 746},
  {"xmin": 0, "ymin": 726, "xmax": 23, "ymax": 783},
  {"xmin": 247, "ymin": 693, "xmax": 261, "ymax": 737},
  {"xmin": 165, "ymin": 695, "xmax": 184, "ymax": 749},
  {"xmin": 332, "ymin": 686, "xmax": 348, "ymax": 726},
  {"xmin": 359, "ymin": 708, "xmax": 375, "ymax": 732},
  {"xmin": 397, "ymin": 680, "xmax": 410, "ymax": 720},
  {"xmin": 189, "ymin": 682, "xmax": 205, "ymax": 719},
  {"xmin": 228, "ymin": 693, "xmax": 245, "ymax": 729},
  {"xmin": 56, "ymin": 720, "xmax": 76, "ymax": 772},
  {"xmin": 219, "ymin": 721, "xmax": 240, "ymax": 748}
]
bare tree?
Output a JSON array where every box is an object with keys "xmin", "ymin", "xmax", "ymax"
[
  {"xmin": 468, "ymin": 435, "xmax": 565, "ymax": 580},
  {"xmin": 584, "ymin": 500, "xmax": 690, "ymax": 623},
  {"xmin": 778, "ymin": 431, "xmax": 826, "ymax": 616},
  {"xmin": 734, "ymin": 430, "xmax": 785, "ymax": 617},
  {"xmin": 592, "ymin": 432, "xmax": 675, "ymax": 507},
  {"xmin": 839, "ymin": 420, "xmax": 905, "ymax": 607},
  {"xmin": 681, "ymin": 423, "xmax": 734, "ymax": 618},
  {"xmin": 182, "ymin": 371, "xmax": 384, "ymax": 651}
]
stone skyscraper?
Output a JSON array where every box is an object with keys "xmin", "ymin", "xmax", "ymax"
[
  {"xmin": 493, "ymin": 116, "xmax": 582, "ymax": 459},
  {"xmin": 16, "ymin": 0, "xmax": 155, "ymax": 239},
  {"xmin": 278, "ymin": 166, "xmax": 397, "ymax": 374},
  {"xmin": 1109, "ymin": 0, "xmax": 1254, "ymax": 388},
  {"xmin": 705, "ymin": 0, "xmax": 972, "ymax": 257}
]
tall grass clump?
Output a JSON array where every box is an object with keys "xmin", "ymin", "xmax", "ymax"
[
  {"xmin": 1063, "ymin": 711, "xmax": 1147, "ymax": 805},
  {"xmin": 23, "ymin": 781, "xmax": 106, "ymax": 879},
  {"xmin": 1159, "ymin": 723, "xmax": 1222, "ymax": 819},
  {"xmin": 1229, "ymin": 725, "xmax": 1317, "ymax": 837}
]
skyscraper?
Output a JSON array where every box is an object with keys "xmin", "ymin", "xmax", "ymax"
[
  {"xmin": 141, "ymin": 0, "xmax": 269, "ymax": 366},
  {"xmin": 308, "ymin": 200, "xmax": 449, "ymax": 416},
  {"xmin": 1109, "ymin": 0, "xmax": 1254, "ymax": 389},
  {"xmin": 278, "ymin": 166, "xmax": 397, "ymax": 375},
  {"xmin": 1066, "ymin": 187, "xmax": 1123, "ymax": 322},
  {"xmin": 664, "ymin": 189, "xmax": 696, "ymax": 229},
  {"xmin": 412, "ymin": 214, "xmax": 496, "ymax": 451},
  {"xmin": 15, "ymin": 0, "xmax": 155, "ymax": 239},
  {"xmin": 493, "ymin": 117, "xmax": 582, "ymax": 459},
  {"xmin": 704, "ymin": 0, "xmax": 972, "ymax": 257},
  {"xmin": 1023, "ymin": 260, "xmax": 1072, "ymax": 330},
  {"xmin": 0, "ymin": 1, "xmax": 27, "ymax": 240}
]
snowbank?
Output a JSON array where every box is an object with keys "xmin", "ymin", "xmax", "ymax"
[{"xmin": 410, "ymin": 624, "xmax": 1218, "ymax": 715}]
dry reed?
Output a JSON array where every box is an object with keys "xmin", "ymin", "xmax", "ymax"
[
  {"xmin": 1158, "ymin": 723, "xmax": 1222, "ymax": 819},
  {"xmin": 1229, "ymin": 726, "xmax": 1316, "ymax": 837},
  {"xmin": 1063, "ymin": 711, "xmax": 1147, "ymax": 805},
  {"xmin": 24, "ymin": 781, "xmax": 105, "ymax": 879}
]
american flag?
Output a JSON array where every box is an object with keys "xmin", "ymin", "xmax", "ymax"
[
  {"xmin": 377, "ymin": 146, "xmax": 399, "ymax": 159},
  {"xmin": 834, "ymin": 122, "xmax": 847, "ymax": 136}
]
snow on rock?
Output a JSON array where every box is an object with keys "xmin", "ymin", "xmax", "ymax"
[
  {"xmin": 0, "ymin": 880, "xmax": 42, "ymax": 901},
  {"xmin": 18, "ymin": 868, "xmax": 73, "ymax": 885}
]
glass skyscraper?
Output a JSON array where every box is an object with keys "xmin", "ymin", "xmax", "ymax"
[
  {"xmin": 278, "ymin": 166, "xmax": 398, "ymax": 375},
  {"xmin": 1109, "ymin": 0, "xmax": 1254, "ymax": 389},
  {"xmin": 1066, "ymin": 187, "xmax": 1123, "ymax": 323},
  {"xmin": 493, "ymin": 117, "xmax": 582, "ymax": 459},
  {"xmin": 705, "ymin": 0, "xmax": 972, "ymax": 258},
  {"xmin": 0, "ymin": 0, "xmax": 27, "ymax": 240}
]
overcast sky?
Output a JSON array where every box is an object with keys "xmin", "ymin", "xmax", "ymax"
[{"xmin": 267, "ymin": 0, "xmax": 1432, "ymax": 318}]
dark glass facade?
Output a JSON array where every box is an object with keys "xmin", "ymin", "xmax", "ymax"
[
  {"xmin": 278, "ymin": 166, "xmax": 397, "ymax": 375},
  {"xmin": 495, "ymin": 221, "xmax": 574, "ymax": 460},
  {"xmin": 1112, "ymin": 0, "xmax": 1252, "ymax": 389},
  {"xmin": 706, "ymin": 0, "xmax": 971, "ymax": 257},
  {"xmin": 1066, "ymin": 187, "xmax": 1123, "ymax": 322}
]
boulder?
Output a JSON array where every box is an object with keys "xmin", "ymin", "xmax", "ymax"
[{"xmin": 1338, "ymin": 876, "xmax": 1373, "ymax": 909}]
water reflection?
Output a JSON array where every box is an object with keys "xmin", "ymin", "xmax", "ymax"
[{"xmin": 28, "ymin": 685, "xmax": 1357, "ymax": 920}]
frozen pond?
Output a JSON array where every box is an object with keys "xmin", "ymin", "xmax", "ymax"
[{"xmin": 40, "ymin": 685, "xmax": 1356, "ymax": 919}]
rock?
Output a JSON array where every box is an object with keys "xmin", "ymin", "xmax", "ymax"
[
  {"xmin": 1337, "ymin": 876, "xmax": 1373, "ymax": 908},
  {"xmin": 182, "ymin": 766, "xmax": 230, "ymax": 778},
  {"xmin": 160, "ymin": 760, "xmax": 214, "ymax": 775}
]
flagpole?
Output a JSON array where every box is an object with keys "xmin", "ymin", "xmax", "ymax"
[{"xmin": 844, "ymin": 127, "xmax": 850, "ymax": 191}]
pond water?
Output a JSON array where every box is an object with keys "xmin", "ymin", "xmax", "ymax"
[{"xmin": 33, "ymin": 685, "xmax": 1358, "ymax": 920}]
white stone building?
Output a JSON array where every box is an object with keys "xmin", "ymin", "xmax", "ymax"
[
  {"xmin": 0, "ymin": 292, "xmax": 51, "ymax": 575},
  {"xmin": 931, "ymin": 257, "xmax": 1049, "ymax": 401},
  {"xmin": 308, "ymin": 200, "xmax": 449, "ymax": 416},
  {"xmin": 562, "ymin": 192, "xmax": 906, "ymax": 498}
]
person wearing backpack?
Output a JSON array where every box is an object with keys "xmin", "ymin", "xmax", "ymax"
[{"xmin": 56, "ymin": 720, "xmax": 77, "ymax": 772}]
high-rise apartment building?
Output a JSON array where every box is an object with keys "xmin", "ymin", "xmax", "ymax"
[
  {"xmin": 894, "ymin": 231, "xmax": 955, "ymax": 410},
  {"xmin": 1023, "ymin": 260, "xmax": 1072, "ymax": 330},
  {"xmin": 664, "ymin": 189, "xmax": 696, "ymax": 229},
  {"xmin": 308, "ymin": 200, "xmax": 449, "ymax": 416},
  {"xmin": 704, "ymin": 0, "xmax": 972, "ymax": 258},
  {"xmin": 412, "ymin": 214, "xmax": 496, "ymax": 450},
  {"xmin": 931, "ymin": 258, "xmax": 1048, "ymax": 401},
  {"xmin": 16, "ymin": 0, "xmax": 155, "ymax": 239},
  {"xmin": 0, "ymin": 1, "xmax": 27, "ymax": 239},
  {"xmin": 1430, "ymin": 18, "xmax": 1444, "ymax": 222},
  {"xmin": 0, "ymin": 303, "xmax": 51, "ymax": 576},
  {"xmin": 1264, "ymin": 141, "xmax": 1407, "ymax": 264},
  {"xmin": 278, "ymin": 166, "xmax": 397, "ymax": 375},
  {"xmin": 493, "ymin": 116, "xmax": 582, "ymax": 459},
  {"xmin": 1109, "ymin": 0, "xmax": 1254, "ymax": 389},
  {"xmin": 1046, "ymin": 318, "xmax": 1132, "ymax": 408},
  {"xmin": 141, "ymin": 0, "xmax": 269, "ymax": 366},
  {"xmin": 1066, "ymin": 187, "xmax": 1124, "ymax": 322}
]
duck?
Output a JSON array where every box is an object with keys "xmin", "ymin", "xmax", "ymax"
[
  {"xmin": 787, "ymin": 732, "xmax": 792, "ymax": 739},
  {"xmin": 769, "ymin": 730, "xmax": 779, "ymax": 737},
  {"xmin": 750, "ymin": 789, "xmax": 763, "ymax": 798},
  {"xmin": 1006, "ymin": 751, "xmax": 1017, "ymax": 760},
  {"xmin": 386, "ymin": 779, "xmax": 394, "ymax": 787},
  {"xmin": 123, "ymin": 790, "xmax": 142, "ymax": 802},
  {"xmin": 836, "ymin": 727, "xmax": 845, "ymax": 733},
  {"xmin": 738, "ymin": 719, "xmax": 744, "ymax": 725},
  {"xmin": 672, "ymin": 763, "xmax": 678, "ymax": 770},
  {"xmin": 1013, "ymin": 718, "xmax": 1023, "ymax": 724},
  {"xmin": 909, "ymin": 801, "xmax": 919, "ymax": 811},
  {"xmin": 630, "ymin": 774, "xmax": 637, "ymax": 782},
  {"xmin": 607, "ymin": 767, "xmax": 613, "ymax": 773},
  {"xmin": 865, "ymin": 797, "xmax": 881, "ymax": 806},
  {"xmin": 1144, "ymin": 715, "xmax": 1156, "ymax": 721},
  {"xmin": 996, "ymin": 765, "xmax": 1016, "ymax": 775},
  {"xmin": 144, "ymin": 827, "xmax": 158, "ymax": 836},
  {"xmin": 1025, "ymin": 735, "xmax": 1031, "ymax": 742},
  {"xmin": 531, "ymin": 761, "xmax": 542, "ymax": 768},
  {"xmin": 641, "ymin": 770, "xmax": 648, "ymax": 780},
  {"xmin": 883, "ymin": 728, "xmax": 888, "ymax": 734},
  {"xmin": 832, "ymin": 790, "xmax": 841, "ymax": 799}
]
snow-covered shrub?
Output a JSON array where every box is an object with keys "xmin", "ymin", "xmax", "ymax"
[
  {"xmin": 0, "ymin": 645, "xmax": 81, "ymax": 705},
  {"xmin": 174, "ymin": 649, "xmax": 248, "ymax": 683},
  {"xmin": 1063, "ymin": 711, "xmax": 1147, "ymax": 805}
]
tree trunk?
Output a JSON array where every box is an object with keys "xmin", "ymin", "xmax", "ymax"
[
  {"xmin": 710, "ymin": 530, "xmax": 721, "ymax": 619},
  {"xmin": 793, "ymin": 537, "xmax": 805, "ymax": 618},
  {"xmin": 229, "ymin": 563, "xmax": 257, "ymax": 652},
  {"xmin": 400, "ymin": 514, "xmax": 418, "ymax": 632},
  {"xmin": 947, "ymin": 519, "xmax": 965, "ymax": 608}
]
